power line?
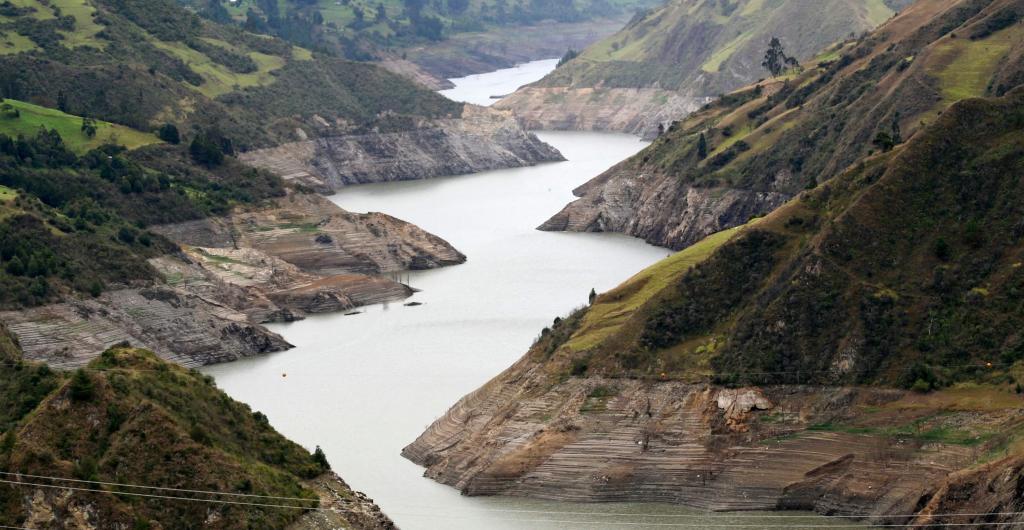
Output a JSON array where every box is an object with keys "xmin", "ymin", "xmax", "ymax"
[
  {"xmin": 3, "ymin": 477, "xmax": 1023, "ymax": 528},
  {"xmin": 0, "ymin": 478, "xmax": 326, "ymax": 512},
  {"xmin": 0, "ymin": 471, "xmax": 319, "ymax": 503}
]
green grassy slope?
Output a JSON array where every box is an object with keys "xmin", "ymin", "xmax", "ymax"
[
  {"xmin": 534, "ymin": 0, "xmax": 907, "ymax": 96},
  {"xmin": 538, "ymin": 88, "xmax": 1024, "ymax": 391},
  {"xmin": 0, "ymin": 98, "xmax": 159, "ymax": 153},
  {"xmin": 0, "ymin": 338, "xmax": 342, "ymax": 529}
]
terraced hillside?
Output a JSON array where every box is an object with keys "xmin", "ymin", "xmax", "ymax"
[
  {"xmin": 0, "ymin": 332, "xmax": 393, "ymax": 529},
  {"xmin": 405, "ymin": 85, "xmax": 1024, "ymax": 527},
  {"xmin": 496, "ymin": 0, "xmax": 911, "ymax": 134},
  {"xmin": 542, "ymin": 0, "xmax": 1024, "ymax": 249}
]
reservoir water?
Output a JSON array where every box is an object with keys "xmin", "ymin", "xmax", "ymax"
[{"xmin": 205, "ymin": 60, "xmax": 852, "ymax": 529}]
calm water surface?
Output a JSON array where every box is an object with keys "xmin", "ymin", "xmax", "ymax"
[{"xmin": 204, "ymin": 61, "xmax": 853, "ymax": 529}]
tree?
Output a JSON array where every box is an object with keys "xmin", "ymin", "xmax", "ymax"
[
  {"xmin": 697, "ymin": 132, "xmax": 708, "ymax": 159},
  {"xmin": 5, "ymin": 256, "xmax": 25, "ymax": 276},
  {"xmin": 157, "ymin": 123, "xmax": 180, "ymax": 144},
  {"xmin": 69, "ymin": 369, "xmax": 95, "ymax": 402},
  {"xmin": 81, "ymin": 117, "xmax": 97, "ymax": 138},
  {"xmin": 57, "ymin": 90, "xmax": 69, "ymax": 112},
  {"xmin": 557, "ymin": 48, "xmax": 579, "ymax": 67},
  {"xmin": 761, "ymin": 37, "xmax": 800, "ymax": 77},
  {"xmin": 313, "ymin": 445, "xmax": 331, "ymax": 470},
  {"xmin": 190, "ymin": 133, "xmax": 224, "ymax": 167},
  {"xmin": 589, "ymin": 288, "xmax": 597, "ymax": 305}
]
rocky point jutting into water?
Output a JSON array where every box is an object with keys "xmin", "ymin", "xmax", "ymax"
[
  {"xmin": 1, "ymin": 191, "xmax": 464, "ymax": 370},
  {"xmin": 239, "ymin": 105, "xmax": 563, "ymax": 191},
  {"xmin": 495, "ymin": 0, "xmax": 912, "ymax": 136}
]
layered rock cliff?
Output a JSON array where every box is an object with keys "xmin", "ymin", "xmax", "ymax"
[
  {"xmin": 239, "ymin": 105, "xmax": 563, "ymax": 190},
  {"xmin": 542, "ymin": 0, "xmax": 1024, "ymax": 249},
  {"xmin": 495, "ymin": 0, "xmax": 905, "ymax": 135}
]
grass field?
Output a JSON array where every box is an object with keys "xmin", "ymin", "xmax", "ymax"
[
  {"xmin": 3, "ymin": 0, "xmax": 105, "ymax": 49},
  {"xmin": 932, "ymin": 25, "xmax": 1021, "ymax": 104},
  {"xmin": 0, "ymin": 99, "xmax": 160, "ymax": 153},
  {"xmin": 151, "ymin": 39, "xmax": 287, "ymax": 98},
  {"xmin": 566, "ymin": 226, "xmax": 743, "ymax": 352},
  {"xmin": 0, "ymin": 30, "xmax": 36, "ymax": 55},
  {"xmin": 0, "ymin": 185, "xmax": 17, "ymax": 202}
]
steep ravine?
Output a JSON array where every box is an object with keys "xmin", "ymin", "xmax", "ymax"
[{"xmin": 239, "ymin": 105, "xmax": 563, "ymax": 191}]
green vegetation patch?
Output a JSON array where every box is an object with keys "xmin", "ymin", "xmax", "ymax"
[
  {"xmin": 566, "ymin": 226, "xmax": 743, "ymax": 353},
  {"xmin": 931, "ymin": 26, "xmax": 1021, "ymax": 104},
  {"xmin": 0, "ymin": 99, "xmax": 159, "ymax": 153},
  {"xmin": 0, "ymin": 30, "xmax": 36, "ymax": 54}
]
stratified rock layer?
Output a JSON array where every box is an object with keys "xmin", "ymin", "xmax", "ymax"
[
  {"xmin": 239, "ymin": 105, "xmax": 563, "ymax": 190},
  {"xmin": 495, "ymin": 87, "xmax": 708, "ymax": 137},
  {"xmin": 4, "ymin": 192, "xmax": 464, "ymax": 369},
  {"xmin": 404, "ymin": 359, "xmax": 1020, "ymax": 523}
]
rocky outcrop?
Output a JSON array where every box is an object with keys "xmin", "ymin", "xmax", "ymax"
[
  {"xmin": 539, "ymin": 165, "xmax": 790, "ymax": 250},
  {"xmin": 404, "ymin": 357, "xmax": 1021, "ymax": 522},
  {"xmin": 494, "ymin": 87, "xmax": 709, "ymax": 137},
  {"xmin": 239, "ymin": 105, "xmax": 563, "ymax": 190},
  {"xmin": 0, "ymin": 285, "xmax": 291, "ymax": 369},
  {"xmin": 155, "ymin": 192, "xmax": 467, "ymax": 276},
  {"xmin": 290, "ymin": 473, "xmax": 396, "ymax": 530},
  {"xmin": 2, "ymin": 192, "xmax": 464, "ymax": 369}
]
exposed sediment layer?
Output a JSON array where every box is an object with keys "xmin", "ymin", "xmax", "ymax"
[
  {"xmin": 404, "ymin": 359, "xmax": 1022, "ymax": 523},
  {"xmin": 3, "ymin": 192, "xmax": 464, "ymax": 369},
  {"xmin": 239, "ymin": 105, "xmax": 563, "ymax": 190},
  {"xmin": 494, "ymin": 87, "xmax": 708, "ymax": 137},
  {"xmin": 538, "ymin": 165, "xmax": 790, "ymax": 250}
]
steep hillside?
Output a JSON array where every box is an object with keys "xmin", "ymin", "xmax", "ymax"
[
  {"xmin": 404, "ymin": 88, "xmax": 1024, "ymax": 525},
  {"xmin": 496, "ymin": 0, "xmax": 910, "ymax": 134},
  {"xmin": 0, "ymin": 333, "xmax": 392, "ymax": 529},
  {"xmin": 0, "ymin": 0, "xmax": 559, "ymax": 168},
  {"xmin": 542, "ymin": 0, "xmax": 1024, "ymax": 249}
]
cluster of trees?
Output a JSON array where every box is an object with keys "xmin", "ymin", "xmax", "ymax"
[{"xmin": 761, "ymin": 37, "xmax": 801, "ymax": 77}]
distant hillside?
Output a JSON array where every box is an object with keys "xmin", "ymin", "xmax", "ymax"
[
  {"xmin": 181, "ymin": 0, "xmax": 658, "ymax": 60},
  {"xmin": 0, "ymin": 331, "xmax": 392, "ymax": 529},
  {"xmin": 496, "ymin": 0, "xmax": 911, "ymax": 134},
  {"xmin": 0, "ymin": 0, "xmax": 462, "ymax": 149},
  {"xmin": 542, "ymin": 0, "xmax": 1024, "ymax": 249}
]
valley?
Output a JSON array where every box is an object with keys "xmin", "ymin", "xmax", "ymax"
[{"xmin": 1, "ymin": 0, "xmax": 1023, "ymax": 528}]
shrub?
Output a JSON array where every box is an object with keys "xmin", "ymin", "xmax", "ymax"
[
  {"xmin": 911, "ymin": 378, "xmax": 932, "ymax": 393},
  {"xmin": 69, "ymin": 369, "xmax": 95, "ymax": 402}
]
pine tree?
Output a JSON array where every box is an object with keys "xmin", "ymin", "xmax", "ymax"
[
  {"xmin": 589, "ymin": 288, "xmax": 597, "ymax": 305},
  {"xmin": 697, "ymin": 132, "xmax": 708, "ymax": 159}
]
